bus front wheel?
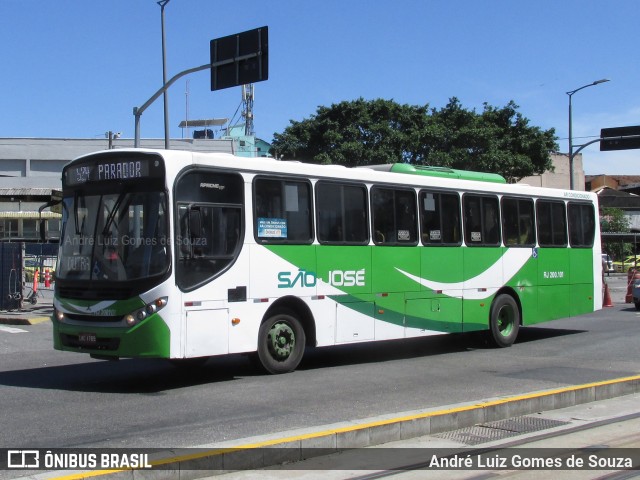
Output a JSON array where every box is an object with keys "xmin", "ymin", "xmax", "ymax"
[
  {"xmin": 488, "ymin": 294, "xmax": 520, "ymax": 348},
  {"xmin": 257, "ymin": 313, "xmax": 306, "ymax": 374}
]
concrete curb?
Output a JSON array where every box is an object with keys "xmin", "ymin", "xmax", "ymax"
[{"xmin": 33, "ymin": 373, "xmax": 640, "ymax": 480}]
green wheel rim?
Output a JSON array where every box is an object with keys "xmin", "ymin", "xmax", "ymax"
[
  {"xmin": 267, "ymin": 321, "xmax": 296, "ymax": 360},
  {"xmin": 497, "ymin": 305, "xmax": 515, "ymax": 337}
]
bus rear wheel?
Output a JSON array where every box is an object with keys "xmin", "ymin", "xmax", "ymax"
[
  {"xmin": 488, "ymin": 294, "xmax": 520, "ymax": 347},
  {"xmin": 257, "ymin": 313, "xmax": 306, "ymax": 374}
]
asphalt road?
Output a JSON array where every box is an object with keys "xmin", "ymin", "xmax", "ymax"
[{"xmin": 1, "ymin": 290, "xmax": 639, "ymax": 453}]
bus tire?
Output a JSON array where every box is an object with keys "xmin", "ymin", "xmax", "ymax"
[
  {"xmin": 488, "ymin": 294, "xmax": 520, "ymax": 348},
  {"xmin": 257, "ymin": 312, "xmax": 306, "ymax": 374}
]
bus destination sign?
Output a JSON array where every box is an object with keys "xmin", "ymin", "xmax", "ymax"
[{"xmin": 64, "ymin": 157, "xmax": 161, "ymax": 186}]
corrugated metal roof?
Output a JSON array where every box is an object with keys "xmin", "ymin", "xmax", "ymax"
[
  {"xmin": 0, "ymin": 188, "xmax": 56, "ymax": 196},
  {"xmin": 0, "ymin": 211, "xmax": 61, "ymax": 218}
]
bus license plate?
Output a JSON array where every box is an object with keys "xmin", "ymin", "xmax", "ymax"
[{"xmin": 78, "ymin": 333, "xmax": 97, "ymax": 345}]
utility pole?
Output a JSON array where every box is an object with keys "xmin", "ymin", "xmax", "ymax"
[
  {"xmin": 159, "ymin": 0, "xmax": 171, "ymax": 149},
  {"xmin": 566, "ymin": 79, "xmax": 609, "ymax": 189}
]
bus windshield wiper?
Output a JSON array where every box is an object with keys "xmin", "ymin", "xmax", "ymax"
[{"xmin": 102, "ymin": 191, "xmax": 128, "ymax": 235}]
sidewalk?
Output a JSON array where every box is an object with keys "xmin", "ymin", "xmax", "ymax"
[
  {"xmin": 0, "ymin": 289, "xmax": 53, "ymax": 325},
  {"xmin": 0, "ymin": 305, "xmax": 52, "ymax": 325}
]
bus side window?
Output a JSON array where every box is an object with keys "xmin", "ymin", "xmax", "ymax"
[
  {"xmin": 254, "ymin": 177, "xmax": 313, "ymax": 244},
  {"xmin": 174, "ymin": 169, "xmax": 245, "ymax": 291},
  {"xmin": 502, "ymin": 197, "xmax": 535, "ymax": 247},
  {"xmin": 420, "ymin": 191, "xmax": 461, "ymax": 245},
  {"xmin": 371, "ymin": 187, "xmax": 417, "ymax": 245},
  {"xmin": 463, "ymin": 194, "xmax": 500, "ymax": 247},
  {"xmin": 316, "ymin": 182, "xmax": 368, "ymax": 244},
  {"xmin": 396, "ymin": 190, "xmax": 417, "ymax": 243},
  {"xmin": 484, "ymin": 200, "xmax": 500, "ymax": 245},
  {"xmin": 442, "ymin": 193, "xmax": 461, "ymax": 244},
  {"xmin": 568, "ymin": 202, "xmax": 595, "ymax": 247},
  {"xmin": 372, "ymin": 187, "xmax": 394, "ymax": 244},
  {"xmin": 536, "ymin": 200, "xmax": 567, "ymax": 247}
]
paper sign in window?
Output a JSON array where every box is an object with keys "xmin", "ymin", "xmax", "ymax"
[{"xmin": 258, "ymin": 218, "xmax": 287, "ymax": 238}]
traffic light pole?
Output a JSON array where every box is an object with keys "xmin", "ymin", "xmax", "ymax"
[
  {"xmin": 133, "ymin": 52, "xmax": 261, "ymax": 148},
  {"xmin": 570, "ymin": 134, "xmax": 640, "ymax": 173},
  {"xmin": 571, "ymin": 138, "xmax": 602, "ymax": 158},
  {"xmin": 133, "ymin": 63, "xmax": 210, "ymax": 148}
]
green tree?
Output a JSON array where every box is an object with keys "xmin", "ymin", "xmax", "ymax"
[
  {"xmin": 601, "ymin": 207, "xmax": 630, "ymax": 233},
  {"xmin": 271, "ymin": 98, "xmax": 429, "ymax": 166},
  {"xmin": 271, "ymin": 97, "xmax": 558, "ymax": 182},
  {"xmin": 601, "ymin": 207, "xmax": 631, "ymax": 260},
  {"xmin": 426, "ymin": 98, "xmax": 557, "ymax": 182}
]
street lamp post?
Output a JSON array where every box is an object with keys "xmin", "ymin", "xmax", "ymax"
[
  {"xmin": 158, "ymin": 0, "xmax": 171, "ymax": 150},
  {"xmin": 567, "ymin": 78, "xmax": 609, "ymax": 190}
]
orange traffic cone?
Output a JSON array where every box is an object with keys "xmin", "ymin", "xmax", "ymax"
[{"xmin": 603, "ymin": 282, "xmax": 613, "ymax": 307}]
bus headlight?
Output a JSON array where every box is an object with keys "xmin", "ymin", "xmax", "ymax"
[
  {"xmin": 123, "ymin": 297, "xmax": 167, "ymax": 327},
  {"xmin": 55, "ymin": 309, "xmax": 65, "ymax": 322}
]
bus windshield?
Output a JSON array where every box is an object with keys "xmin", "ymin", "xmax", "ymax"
[{"xmin": 58, "ymin": 189, "xmax": 169, "ymax": 282}]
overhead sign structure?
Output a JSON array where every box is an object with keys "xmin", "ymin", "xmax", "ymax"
[
  {"xmin": 600, "ymin": 126, "xmax": 640, "ymax": 151},
  {"xmin": 134, "ymin": 26, "xmax": 269, "ymax": 148},
  {"xmin": 210, "ymin": 26, "xmax": 268, "ymax": 92}
]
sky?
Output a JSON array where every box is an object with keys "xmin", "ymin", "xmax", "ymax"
[{"xmin": 0, "ymin": 0, "xmax": 638, "ymax": 175}]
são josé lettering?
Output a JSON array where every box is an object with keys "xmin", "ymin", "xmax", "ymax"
[{"xmin": 278, "ymin": 269, "xmax": 366, "ymax": 289}]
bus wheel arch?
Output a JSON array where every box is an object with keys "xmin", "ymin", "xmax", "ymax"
[
  {"xmin": 488, "ymin": 289, "xmax": 521, "ymax": 348},
  {"xmin": 256, "ymin": 297, "xmax": 316, "ymax": 374}
]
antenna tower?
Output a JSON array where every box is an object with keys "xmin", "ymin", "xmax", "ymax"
[{"xmin": 242, "ymin": 84, "xmax": 255, "ymax": 136}]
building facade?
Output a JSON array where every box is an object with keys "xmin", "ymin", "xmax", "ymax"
[{"xmin": 517, "ymin": 153, "xmax": 584, "ymax": 190}]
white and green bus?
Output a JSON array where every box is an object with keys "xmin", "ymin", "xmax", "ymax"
[{"xmin": 53, "ymin": 149, "xmax": 602, "ymax": 373}]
